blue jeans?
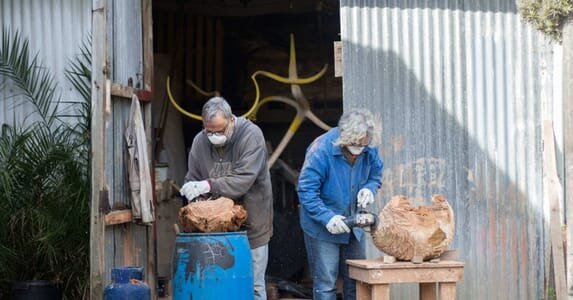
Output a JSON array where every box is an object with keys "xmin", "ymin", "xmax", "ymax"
[
  {"xmin": 251, "ymin": 244, "xmax": 268, "ymax": 300},
  {"xmin": 304, "ymin": 233, "xmax": 366, "ymax": 300}
]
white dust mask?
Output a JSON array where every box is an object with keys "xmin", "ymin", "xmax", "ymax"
[
  {"xmin": 208, "ymin": 134, "xmax": 227, "ymax": 146},
  {"xmin": 347, "ymin": 145, "xmax": 365, "ymax": 155}
]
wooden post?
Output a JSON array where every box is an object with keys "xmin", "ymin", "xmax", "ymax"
[
  {"xmin": 91, "ymin": 0, "xmax": 108, "ymax": 298},
  {"xmin": 563, "ymin": 18, "xmax": 573, "ymax": 299},
  {"xmin": 438, "ymin": 282, "xmax": 457, "ymax": 300},
  {"xmin": 142, "ymin": 0, "xmax": 156, "ymax": 298},
  {"xmin": 371, "ymin": 284, "xmax": 390, "ymax": 300},
  {"xmin": 543, "ymin": 120, "xmax": 567, "ymax": 300},
  {"xmin": 356, "ymin": 281, "xmax": 370, "ymax": 300},
  {"xmin": 420, "ymin": 282, "xmax": 437, "ymax": 300}
]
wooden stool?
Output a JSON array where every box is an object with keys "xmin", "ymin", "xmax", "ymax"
[{"xmin": 347, "ymin": 259, "xmax": 464, "ymax": 300}]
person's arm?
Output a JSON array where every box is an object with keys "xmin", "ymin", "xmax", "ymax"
[
  {"xmin": 184, "ymin": 136, "xmax": 204, "ymax": 182},
  {"xmin": 208, "ymin": 131, "xmax": 266, "ymax": 199},
  {"xmin": 297, "ymin": 145, "xmax": 335, "ymax": 225},
  {"xmin": 362, "ymin": 149, "xmax": 384, "ymax": 194}
]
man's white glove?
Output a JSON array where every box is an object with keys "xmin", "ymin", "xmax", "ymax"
[
  {"xmin": 357, "ymin": 188, "xmax": 374, "ymax": 209},
  {"xmin": 180, "ymin": 180, "xmax": 210, "ymax": 201},
  {"xmin": 326, "ymin": 215, "xmax": 351, "ymax": 234}
]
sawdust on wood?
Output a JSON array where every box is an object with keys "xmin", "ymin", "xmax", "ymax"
[
  {"xmin": 371, "ymin": 194, "xmax": 454, "ymax": 261},
  {"xmin": 179, "ymin": 197, "xmax": 247, "ymax": 233}
]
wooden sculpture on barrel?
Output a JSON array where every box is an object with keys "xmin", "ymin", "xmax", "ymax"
[
  {"xmin": 179, "ymin": 196, "xmax": 248, "ymax": 233},
  {"xmin": 371, "ymin": 194, "xmax": 454, "ymax": 262}
]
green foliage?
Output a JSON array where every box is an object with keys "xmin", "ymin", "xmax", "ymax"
[
  {"xmin": 0, "ymin": 27, "xmax": 91, "ymax": 299},
  {"xmin": 519, "ymin": 0, "xmax": 573, "ymax": 42}
]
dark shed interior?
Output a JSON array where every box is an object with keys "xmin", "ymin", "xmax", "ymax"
[{"xmin": 151, "ymin": 1, "xmax": 342, "ymax": 297}]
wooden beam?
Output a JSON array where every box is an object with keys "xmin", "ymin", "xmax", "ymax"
[
  {"xmin": 110, "ymin": 83, "xmax": 152, "ymax": 102},
  {"xmin": 542, "ymin": 120, "xmax": 567, "ymax": 300},
  {"xmin": 104, "ymin": 210, "xmax": 133, "ymax": 226},
  {"xmin": 142, "ymin": 0, "xmax": 154, "ymax": 94},
  {"xmin": 90, "ymin": 0, "xmax": 107, "ymax": 298},
  {"xmin": 153, "ymin": 0, "xmax": 328, "ymax": 16},
  {"xmin": 142, "ymin": 0, "xmax": 157, "ymax": 298},
  {"xmin": 562, "ymin": 19, "xmax": 573, "ymax": 298}
]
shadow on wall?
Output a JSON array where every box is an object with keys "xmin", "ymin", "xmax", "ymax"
[
  {"xmin": 344, "ymin": 0, "xmax": 516, "ymax": 12},
  {"xmin": 344, "ymin": 46, "xmax": 545, "ymax": 299}
]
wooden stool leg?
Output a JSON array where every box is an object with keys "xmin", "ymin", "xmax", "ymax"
[
  {"xmin": 356, "ymin": 281, "xmax": 370, "ymax": 300},
  {"xmin": 371, "ymin": 284, "xmax": 390, "ymax": 300},
  {"xmin": 420, "ymin": 282, "xmax": 437, "ymax": 300},
  {"xmin": 438, "ymin": 282, "xmax": 457, "ymax": 300}
]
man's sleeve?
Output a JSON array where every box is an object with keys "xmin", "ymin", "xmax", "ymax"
[
  {"xmin": 184, "ymin": 137, "xmax": 204, "ymax": 183},
  {"xmin": 363, "ymin": 150, "xmax": 384, "ymax": 194},
  {"xmin": 297, "ymin": 144, "xmax": 335, "ymax": 225},
  {"xmin": 208, "ymin": 131, "xmax": 266, "ymax": 199}
]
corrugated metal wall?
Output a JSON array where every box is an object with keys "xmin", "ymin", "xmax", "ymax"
[
  {"xmin": 103, "ymin": 0, "xmax": 151, "ymax": 287},
  {"xmin": 340, "ymin": 1, "xmax": 559, "ymax": 299},
  {"xmin": 0, "ymin": 0, "xmax": 91, "ymax": 126},
  {"xmin": 1, "ymin": 0, "xmax": 153, "ymax": 290}
]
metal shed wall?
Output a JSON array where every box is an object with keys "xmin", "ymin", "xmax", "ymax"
[
  {"xmin": 0, "ymin": 0, "xmax": 91, "ymax": 126},
  {"xmin": 340, "ymin": 1, "xmax": 559, "ymax": 299},
  {"xmin": 102, "ymin": 0, "xmax": 151, "ymax": 289}
]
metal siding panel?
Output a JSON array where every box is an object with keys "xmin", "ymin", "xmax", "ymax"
[
  {"xmin": 106, "ymin": 0, "xmax": 150, "ymax": 284},
  {"xmin": 0, "ymin": 0, "xmax": 91, "ymax": 126},
  {"xmin": 110, "ymin": 0, "xmax": 143, "ymax": 86},
  {"xmin": 341, "ymin": 1, "xmax": 555, "ymax": 298}
]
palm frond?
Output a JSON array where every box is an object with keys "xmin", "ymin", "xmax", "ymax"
[
  {"xmin": 0, "ymin": 27, "xmax": 91, "ymax": 299},
  {"xmin": 0, "ymin": 28, "xmax": 60, "ymax": 127}
]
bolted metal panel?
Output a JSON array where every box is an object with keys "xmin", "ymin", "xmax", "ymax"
[
  {"xmin": 0, "ymin": 0, "xmax": 92, "ymax": 127},
  {"xmin": 104, "ymin": 0, "xmax": 149, "ymax": 284},
  {"xmin": 108, "ymin": 0, "xmax": 143, "ymax": 87},
  {"xmin": 341, "ymin": 1, "xmax": 558, "ymax": 299}
]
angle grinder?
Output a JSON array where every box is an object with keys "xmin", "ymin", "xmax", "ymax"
[{"xmin": 344, "ymin": 210, "xmax": 378, "ymax": 229}]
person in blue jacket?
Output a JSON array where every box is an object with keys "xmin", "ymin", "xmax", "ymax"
[{"xmin": 297, "ymin": 108, "xmax": 383, "ymax": 300}]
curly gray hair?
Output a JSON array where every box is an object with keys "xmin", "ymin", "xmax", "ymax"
[
  {"xmin": 202, "ymin": 97, "xmax": 233, "ymax": 121},
  {"xmin": 334, "ymin": 108, "xmax": 381, "ymax": 146}
]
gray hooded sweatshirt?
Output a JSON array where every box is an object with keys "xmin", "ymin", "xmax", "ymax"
[{"xmin": 184, "ymin": 116, "xmax": 273, "ymax": 248}]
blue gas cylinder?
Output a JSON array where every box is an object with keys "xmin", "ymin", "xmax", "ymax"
[
  {"xmin": 172, "ymin": 231, "xmax": 253, "ymax": 300},
  {"xmin": 104, "ymin": 267, "xmax": 150, "ymax": 300}
]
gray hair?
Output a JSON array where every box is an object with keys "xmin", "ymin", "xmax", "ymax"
[
  {"xmin": 334, "ymin": 108, "xmax": 381, "ymax": 146},
  {"xmin": 202, "ymin": 97, "xmax": 233, "ymax": 121}
]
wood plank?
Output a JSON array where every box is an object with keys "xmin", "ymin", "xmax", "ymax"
[
  {"xmin": 542, "ymin": 120, "xmax": 567, "ymax": 300},
  {"xmin": 347, "ymin": 259, "xmax": 464, "ymax": 269},
  {"xmin": 123, "ymin": 223, "xmax": 134, "ymax": 265},
  {"xmin": 90, "ymin": 1, "xmax": 108, "ymax": 298},
  {"xmin": 154, "ymin": 0, "xmax": 324, "ymax": 16},
  {"xmin": 142, "ymin": 0, "xmax": 154, "ymax": 93},
  {"xmin": 348, "ymin": 265, "xmax": 464, "ymax": 284},
  {"xmin": 104, "ymin": 209, "xmax": 133, "ymax": 226},
  {"xmin": 561, "ymin": 19, "xmax": 573, "ymax": 297},
  {"xmin": 142, "ymin": 2, "xmax": 157, "ymax": 297},
  {"xmin": 371, "ymin": 284, "xmax": 390, "ymax": 300},
  {"xmin": 110, "ymin": 83, "xmax": 152, "ymax": 101},
  {"xmin": 420, "ymin": 283, "xmax": 437, "ymax": 300},
  {"xmin": 438, "ymin": 282, "xmax": 456, "ymax": 300}
]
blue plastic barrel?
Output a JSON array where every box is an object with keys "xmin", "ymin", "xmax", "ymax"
[
  {"xmin": 172, "ymin": 231, "xmax": 253, "ymax": 300},
  {"xmin": 104, "ymin": 267, "xmax": 150, "ymax": 300}
]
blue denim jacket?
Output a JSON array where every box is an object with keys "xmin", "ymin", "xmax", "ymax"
[{"xmin": 297, "ymin": 128, "xmax": 383, "ymax": 244}]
